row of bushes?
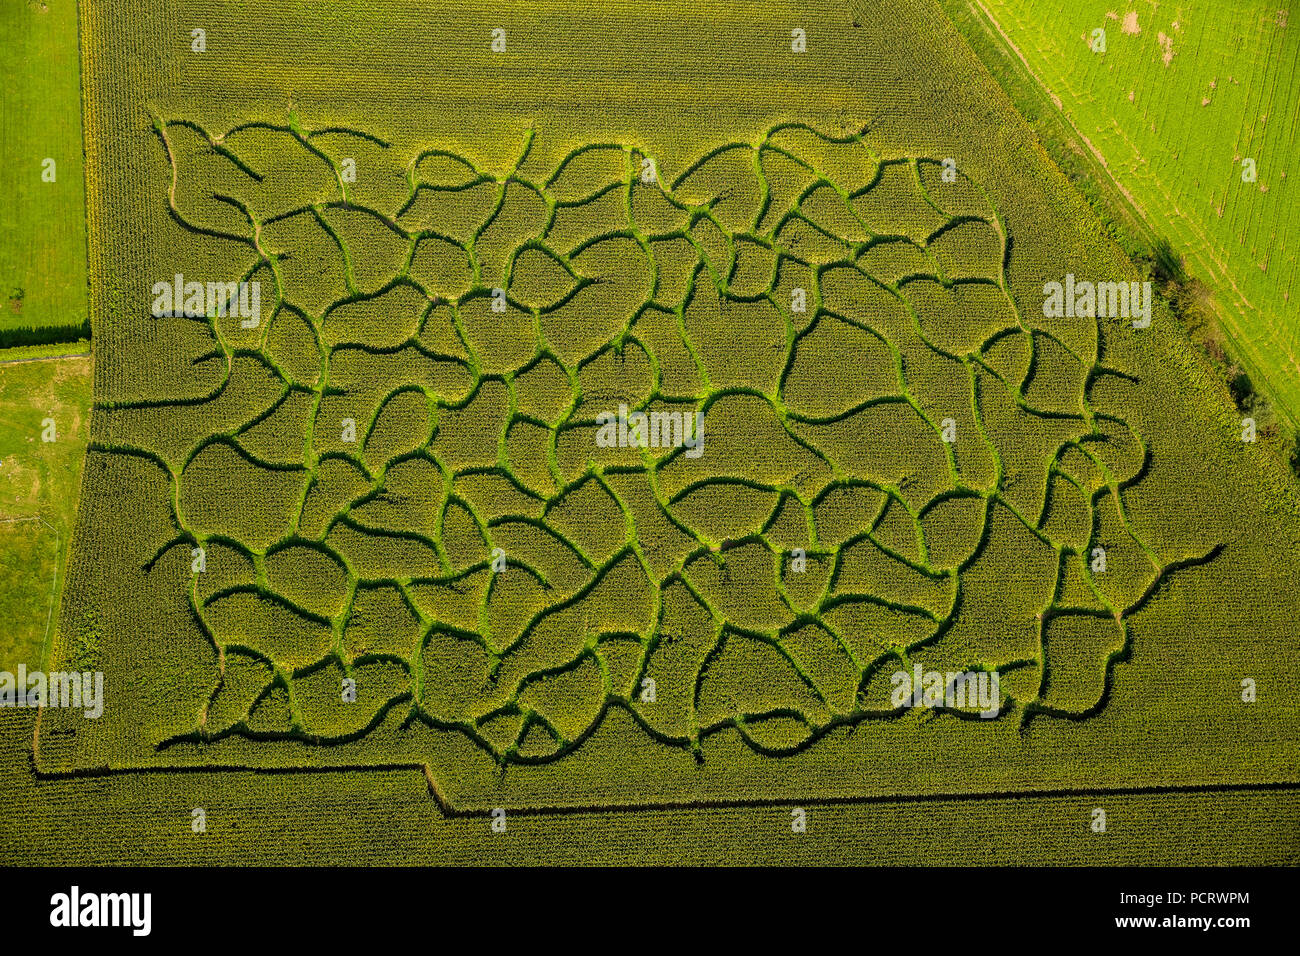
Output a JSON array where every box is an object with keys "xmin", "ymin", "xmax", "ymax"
[
  {"xmin": 1135, "ymin": 238, "xmax": 1300, "ymax": 477},
  {"xmin": 0, "ymin": 316, "xmax": 91, "ymax": 350}
]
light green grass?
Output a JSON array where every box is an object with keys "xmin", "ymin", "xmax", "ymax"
[
  {"xmin": 0, "ymin": 354, "xmax": 93, "ymax": 670},
  {"xmin": 951, "ymin": 0, "xmax": 1299, "ymax": 424},
  {"xmin": 0, "ymin": 0, "xmax": 88, "ymax": 341},
  {"xmin": 0, "ymin": 338, "xmax": 91, "ymax": 362},
  {"xmin": 0, "ymin": 520, "xmax": 58, "ymax": 672}
]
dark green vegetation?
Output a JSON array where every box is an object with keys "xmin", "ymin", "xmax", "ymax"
[{"xmin": 3, "ymin": 0, "xmax": 1298, "ymax": 863}]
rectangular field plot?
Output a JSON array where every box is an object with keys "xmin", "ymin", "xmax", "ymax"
[
  {"xmin": 0, "ymin": 353, "xmax": 92, "ymax": 673},
  {"xmin": 46, "ymin": 0, "xmax": 1300, "ymax": 818},
  {"xmin": 0, "ymin": 0, "xmax": 88, "ymax": 345}
]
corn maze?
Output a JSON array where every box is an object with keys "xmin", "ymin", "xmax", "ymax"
[
  {"xmin": 41, "ymin": 111, "xmax": 1230, "ymax": 805},
  {"xmin": 13, "ymin": 0, "xmax": 1296, "ymax": 861}
]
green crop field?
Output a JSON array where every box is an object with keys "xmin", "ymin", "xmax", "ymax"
[
  {"xmin": 1, "ymin": 0, "xmax": 1297, "ymax": 869},
  {"xmin": 946, "ymin": 0, "xmax": 1300, "ymax": 426},
  {"xmin": 2, "ymin": 708, "xmax": 1297, "ymax": 865}
]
